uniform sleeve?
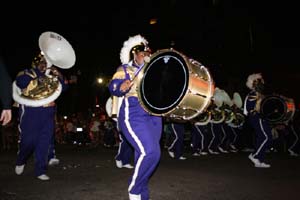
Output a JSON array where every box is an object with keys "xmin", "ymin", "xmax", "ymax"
[
  {"xmin": 15, "ymin": 69, "xmax": 36, "ymax": 89},
  {"xmin": 108, "ymin": 66, "xmax": 130, "ymax": 97},
  {"xmin": 0, "ymin": 57, "xmax": 12, "ymax": 109},
  {"xmin": 58, "ymin": 76, "xmax": 69, "ymax": 92}
]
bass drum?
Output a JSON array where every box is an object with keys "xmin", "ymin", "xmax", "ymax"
[
  {"xmin": 260, "ymin": 95, "xmax": 295, "ymax": 124},
  {"xmin": 136, "ymin": 48, "xmax": 215, "ymax": 121}
]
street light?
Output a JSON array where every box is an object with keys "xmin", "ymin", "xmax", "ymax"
[{"xmin": 97, "ymin": 78, "xmax": 103, "ymax": 84}]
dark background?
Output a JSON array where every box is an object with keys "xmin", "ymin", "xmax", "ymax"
[{"xmin": 1, "ymin": 1, "xmax": 300, "ymax": 115}]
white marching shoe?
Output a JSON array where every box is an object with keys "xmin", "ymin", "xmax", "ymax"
[
  {"xmin": 15, "ymin": 165, "xmax": 25, "ymax": 175},
  {"xmin": 192, "ymin": 152, "xmax": 201, "ymax": 156},
  {"xmin": 288, "ymin": 150, "xmax": 299, "ymax": 157},
  {"xmin": 122, "ymin": 164, "xmax": 134, "ymax": 169},
  {"xmin": 248, "ymin": 154, "xmax": 270, "ymax": 168},
  {"xmin": 37, "ymin": 174, "xmax": 50, "ymax": 181},
  {"xmin": 255, "ymin": 162, "xmax": 271, "ymax": 168},
  {"xmin": 48, "ymin": 158, "xmax": 60, "ymax": 166},
  {"xmin": 208, "ymin": 149, "xmax": 220, "ymax": 155},
  {"xmin": 116, "ymin": 160, "xmax": 123, "ymax": 168},
  {"xmin": 179, "ymin": 156, "xmax": 187, "ymax": 160},
  {"xmin": 218, "ymin": 147, "xmax": 229, "ymax": 153},
  {"xmin": 248, "ymin": 154, "xmax": 260, "ymax": 165},
  {"xmin": 129, "ymin": 193, "xmax": 141, "ymax": 200},
  {"xmin": 116, "ymin": 160, "xmax": 134, "ymax": 169},
  {"xmin": 168, "ymin": 151, "xmax": 175, "ymax": 158}
]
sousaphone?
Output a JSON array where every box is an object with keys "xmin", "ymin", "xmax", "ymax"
[
  {"xmin": 228, "ymin": 92, "xmax": 246, "ymax": 128},
  {"xmin": 220, "ymin": 90, "xmax": 234, "ymax": 124},
  {"xmin": 210, "ymin": 88, "xmax": 226, "ymax": 124},
  {"xmin": 13, "ymin": 31, "xmax": 76, "ymax": 107},
  {"xmin": 39, "ymin": 31, "xmax": 76, "ymax": 69}
]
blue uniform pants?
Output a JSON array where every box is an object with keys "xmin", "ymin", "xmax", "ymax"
[
  {"xmin": 115, "ymin": 131, "xmax": 134, "ymax": 165},
  {"xmin": 209, "ymin": 123, "xmax": 222, "ymax": 151},
  {"xmin": 16, "ymin": 105, "xmax": 55, "ymax": 176},
  {"xmin": 168, "ymin": 123, "xmax": 185, "ymax": 159},
  {"xmin": 191, "ymin": 124, "xmax": 207, "ymax": 153},
  {"xmin": 249, "ymin": 113, "xmax": 272, "ymax": 162},
  {"xmin": 118, "ymin": 97, "xmax": 162, "ymax": 200}
]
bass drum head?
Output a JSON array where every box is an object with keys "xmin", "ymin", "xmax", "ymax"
[
  {"xmin": 139, "ymin": 50, "xmax": 189, "ymax": 115},
  {"xmin": 260, "ymin": 95, "xmax": 287, "ymax": 123}
]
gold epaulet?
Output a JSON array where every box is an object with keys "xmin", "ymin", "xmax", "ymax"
[
  {"xmin": 16, "ymin": 71, "xmax": 25, "ymax": 77},
  {"xmin": 112, "ymin": 66, "xmax": 126, "ymax": 79},
  {"xmin": 25, "ymin": 69, "xmax": 37, "ymax": 78}
]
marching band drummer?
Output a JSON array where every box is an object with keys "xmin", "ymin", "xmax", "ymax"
[
  {"xmin": 14, "ymin": 52, "xmax": 69, "ymax": 180},
  {"xmin": 244, "ymin": 73, "xmax": 272, "ymax": 168},
  {"xmin": 108, "ymin": 34, "xmax": 162, "ymax": 200}
]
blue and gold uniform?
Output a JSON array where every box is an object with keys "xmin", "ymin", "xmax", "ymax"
[
  {"xmin": 244, "ymin": 73, "xmax": 272, "ymax": 168},
  {"xmin": 15, "ymin": 64, "xmax": 68, "ymax": 178},
  {"xmin": 108, "ymin": 35, "xmax": 162, "ymax": 200}
]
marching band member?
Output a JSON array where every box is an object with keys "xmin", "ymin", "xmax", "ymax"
[
  {"xmin": 218, "ymin": 122, "xmax": 230, "ymax": 153},
  {"xmin": 273, "ymin": 118, "xmax": 299, "ymax": 156},
  {"xmin": 208, "ymin": 89, "xmax": 225, "ymax": 154},
  {"xmin": 207, "ymin": 122, "xmax": 220, "ymax": 154},
  {"xmin": 108, "ymin": 34, "xmax": 162, "ymax": 200},
  {"xmin": 168, "ymin": 122, "xmax": 187, "ymax": 160},
  {"xmin": 14, "ymin": 53, "xmax": 69, "ymax": 180},
  {"xmin": 208, "ymin": 121, "xmax": 222, "ymax": 154},
  {"xmin": 244, "ymin": 73, "xmax": 272, "ymax": 168},
  {"xmin": 226, "ymin": 117, "xmax": 241, "ymax": 152},
  {"xmin": 190, "ymin": 115, "xmax": 209, "ymax": 156},
  {"xmin": 218, "ymin": 89, "xmax": 239, "ymax": 153},
  {"xmin": 225, "ymin": 92, "xmax": 246, "ymax": 152}
]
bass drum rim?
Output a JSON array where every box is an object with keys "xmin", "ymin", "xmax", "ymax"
[
  {"xmin": 138, "ymin": 49, "xmax": 189, "ymax": 115},
  {"xmin": 136, "ymin": 48, "xmax": 214, "ymax": 121},
  {"xmin": 260, "ymin": 95, "xmax": 295, "ymax": 124}
]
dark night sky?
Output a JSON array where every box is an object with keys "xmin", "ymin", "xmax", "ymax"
[{"xmin": 1, "ymin": 1, "xmax": 300, "ymax": 113}]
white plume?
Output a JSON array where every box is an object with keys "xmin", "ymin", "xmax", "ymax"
[
  {"xmin": 246, "ymin": 73, "xmax": 263, "ymax": 89},
  {"xmin": 120, "ymin": 34, "xmax": 148, "ymax": 64}
]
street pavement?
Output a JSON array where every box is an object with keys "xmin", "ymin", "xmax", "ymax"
[{"xmin": 1, "ymin": 144, "xmax": 299, "ymax": 200}]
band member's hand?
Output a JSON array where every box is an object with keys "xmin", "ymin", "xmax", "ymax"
[
  {"xmin": 50, "ymin": 67, "xmax": 63, "ymax": 79},
  {"xmin": 120, "ymin": 80, "xmax": 131, "ymax": 92},
  {"xmin": 0, "ymin": 109, "xmax": 12, "ymax": 126}
]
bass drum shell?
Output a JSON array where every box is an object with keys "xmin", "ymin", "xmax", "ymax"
[
  {"xmin": 260, "ymin": 95, "xmax": 295, "ymax": 124},
  {"xmin": 136, "ymin": 49, "xmax": 214, "ymax": 121}
]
